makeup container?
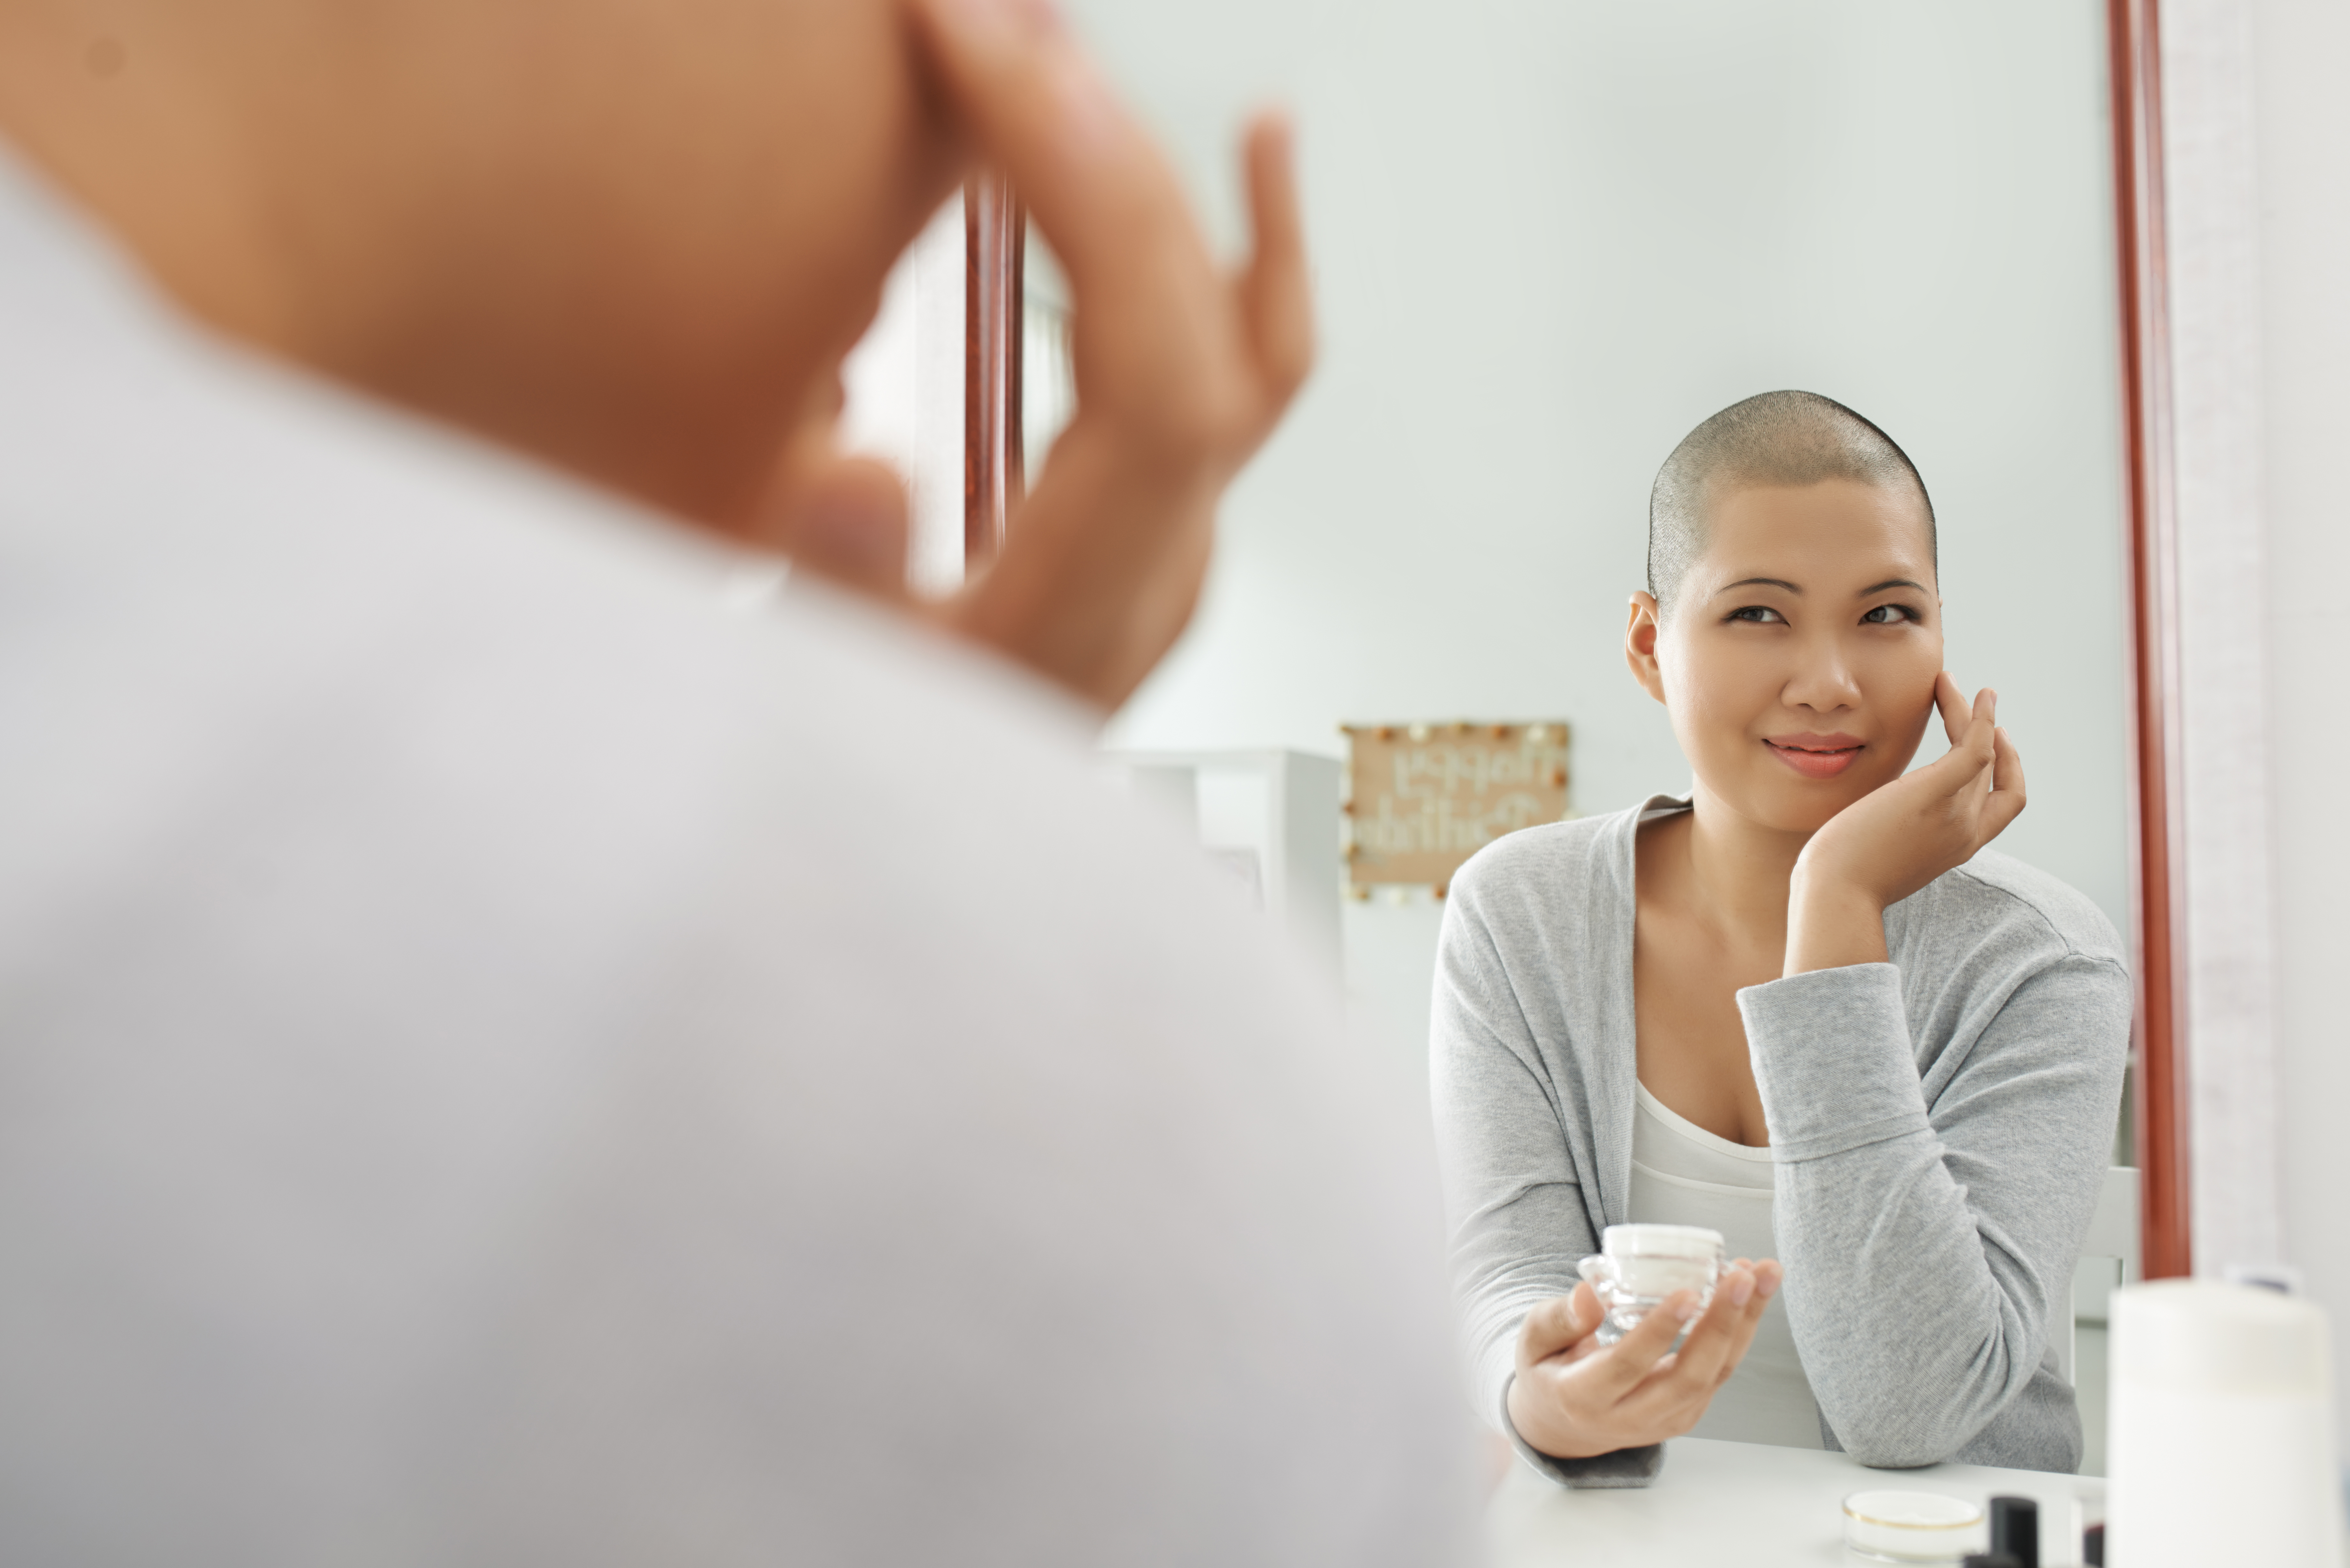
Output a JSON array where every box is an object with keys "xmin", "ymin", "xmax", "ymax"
[
  {"xmin": 1575, "ymin": 1223, "xmax": 1724, "ymax": 1344},
  {"xmin": 2107, "ymin": 1280, "xmax": 2348, "ymax": 1567},
  {"xmin": 1840, "ymin": 1490, "xmax": 1989, "ymax": 1563},
  {"xmin": 1987, "ymin": 1496, "xmax": 2038, "ymax": 1568}
]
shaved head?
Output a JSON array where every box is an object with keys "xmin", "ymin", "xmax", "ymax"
[
  {"xmin": 0, "ymin": 0, "xmax": 956, "ymax": 529},
  {"xmin": 1648, "ymin": 390, "xmax": 1934, "ymax": 618}
]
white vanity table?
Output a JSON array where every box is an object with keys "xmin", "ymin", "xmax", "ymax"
[{"xmin": 1487, "ymin": 1438, "xmax": 2104, "ymax": 1567}]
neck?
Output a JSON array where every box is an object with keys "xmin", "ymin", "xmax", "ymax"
[{"xmin": 1675, "ymin": 780, "xmax": 1813, "ymax": 947}]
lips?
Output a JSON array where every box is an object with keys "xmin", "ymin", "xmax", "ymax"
[{"xmin": 1763, "ymin": 733, "xmax": 1865, "ymax": 780}]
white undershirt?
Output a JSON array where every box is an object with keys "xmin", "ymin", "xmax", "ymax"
[{"xmin": 1628, "ymin": 1082, "xmax": 1824, "ymax": 1449}]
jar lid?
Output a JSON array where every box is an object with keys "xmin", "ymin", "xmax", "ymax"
[
  {"xmin": 1600, "ymin": 1223, "xmax": 1723, "ymax": 1261},
  {"xmin": 1843, "ymin": 1490, "xmax": 1987, "ymax": 1563}
]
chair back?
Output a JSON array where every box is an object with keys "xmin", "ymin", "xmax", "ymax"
[{"xmin": 2058, "ymin": 1165, "xmax": 2142, "ymax": 1384}]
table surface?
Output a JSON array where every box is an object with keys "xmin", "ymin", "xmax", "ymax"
[{"xmin": 1485, "ymin": 1437, "xmax": 2105, "ymax": 1567}]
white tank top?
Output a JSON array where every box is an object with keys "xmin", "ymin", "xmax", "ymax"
[{"xmin": 1628, "ymin": 1082, "xmax": 1824, "ymax": 1448}]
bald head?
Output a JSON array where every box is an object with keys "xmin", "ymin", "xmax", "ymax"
[
  {"xmin": 1647, "ymin": 391, "xmax": 1934, "ymax": 619},
  {"xmin": 0, "ymin": 0, "xmax": 953, "ymax": 528}
]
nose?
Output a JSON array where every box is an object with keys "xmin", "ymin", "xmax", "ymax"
[{"xmin": 1779, "ymin": 629, "xmax": 1863, "ymax": 715}]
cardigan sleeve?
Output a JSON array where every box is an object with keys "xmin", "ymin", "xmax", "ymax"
[
  {"xmin": 1737, "ymin": 954, "xmax": 2131, "ymax": 1468},
  {"xmin": 1429, "ymin": 887, "xmax": 1602, "ymax": 1456}
]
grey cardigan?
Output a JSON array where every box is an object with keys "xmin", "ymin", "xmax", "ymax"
[{"xmin": 1430, "ymin": 797, "xmax": 2132, "ymax": 1474}]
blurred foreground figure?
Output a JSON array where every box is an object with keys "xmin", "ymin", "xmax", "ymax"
[{"xmin": 0, "ymin": 2, "xmax": 1474, "ymax": 1562}]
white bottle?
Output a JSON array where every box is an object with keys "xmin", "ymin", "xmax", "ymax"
[{"xmin": 2106, "ymin": 1279, "xmax": 2346, "ymax": 1567}]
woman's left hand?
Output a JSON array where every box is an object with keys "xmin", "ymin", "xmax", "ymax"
[{"xmin": 1784, "ymin": 674, "xmax": 2026, "ymax": 975}]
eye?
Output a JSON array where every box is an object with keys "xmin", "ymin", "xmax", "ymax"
[
  {"xmin": 1860, "ymin": 603, "xmax": 1921, "ymax": 626},
  {"xmin": 1726, "ymin": 605, "xmax": 1786, "ymax": 625}
]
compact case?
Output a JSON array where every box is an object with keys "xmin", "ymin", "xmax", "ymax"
[{"xmin": 1840, "ymin": 1490, "xmax": 1989, "ymax": 1564}]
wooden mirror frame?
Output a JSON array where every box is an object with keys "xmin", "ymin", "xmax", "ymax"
[
  {"xmin": 2109, "ymin": 0, "xmax": 2191, "ymax": 1280},
  {"xmin": 964, "ymin": 174, "xmax": 1025, "ymax": 569}
]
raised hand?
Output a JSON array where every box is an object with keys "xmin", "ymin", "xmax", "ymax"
[
  {"xmin": 1506, "ymin": 1259, "xmax": 1780, "ymax": 1459},
  {"xmin": 769, "ymin": 0, "xmax": 1313, "ymax": 713},
  {"xmin": 1784, "ymin": 673, "xmax": 2027, "ymax": 975}
]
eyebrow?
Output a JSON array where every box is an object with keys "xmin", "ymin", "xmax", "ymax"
[{"xmin": 1710, "ymin": 575, "xmax": 1931, "ymax": 598}]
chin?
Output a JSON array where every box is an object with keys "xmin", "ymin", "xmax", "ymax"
[
  {"xmin": 1766, "ymin": 800, "xmax": 1849, "ymax": 836},
  {"xmin": 1719, "ymin": 770, "xmax": 1875, "ymax": 836}
]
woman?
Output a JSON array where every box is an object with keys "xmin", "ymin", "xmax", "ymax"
[{"xmin": 1432, "ymin": 391, "xmax": 2130, "ymax": 1480}]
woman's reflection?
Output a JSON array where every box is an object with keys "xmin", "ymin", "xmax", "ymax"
[{"xmin": 1433, "ymin": 391, "xmax": 2130, "ymax": 1478}]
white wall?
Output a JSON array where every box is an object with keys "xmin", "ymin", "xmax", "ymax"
[
  {"xmin": 1068, "ymin": 0, "xmax": 2136, "ymax": 1075},
  {"xmin": 841, "ymin": 201, "xmax": 967, "ymax": 596},
  {"xmin": 2249, "ymin": 0, "xmax": 2350, "ymax": 1444},
  {"xmin": 2163, "ymin": 0, "xmax": 2289, "ymax": 1289}
]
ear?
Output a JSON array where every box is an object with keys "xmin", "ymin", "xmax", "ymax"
[{"xmin": 1625, "ymin": 592, "xmax": 1668, "ymax": 705}]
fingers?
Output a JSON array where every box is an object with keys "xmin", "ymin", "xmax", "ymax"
[
  {"xmin": 1616, "ymin": 1262, "xmax": 1778, "ymax": 1434},
  {"xmin": 1701, "ymin": 1268, "xmax": 1776, "ymax": 1391},
  {"xmin": 758, "ymin": 455, "xmax": 914, "ymax": 607},
  {"xmin": 1236, "ymin": 111, "xmax": 1314, "ymax": 404},
  {"xmin": 1516, "ymin": 1285, "xmax": 1604, "ymax": 1369},
  {"xmin": 907, "ymin": 0, "xmax": 1148, "ymax": 236},
  {"xmin": 1953, "ymin": 685, "xmax": 1997, "ymax": 765},
  {"xmin": 908, "ymin": 0, "xmax": 1223, "ymax": 404},
  {"xmin": 911, "ymin": 0, "xmax": 1309, "ymax": 711},
  {"xmin": 1970, "ymin": 685, "xmax": 1999, "ymax": 740},
  {"xmin": 1917, "ymin": 674, "xmax": 2000, "ymax": 799},
  {"xmin": 1954, "ymin": 689, "xmax": 2005, "ymax": 798},
  {"xmin": 1931, "ymin": 676, "xmax": 2000, "ymax": 763},
  {"xmin": 1580, "ymin": 1288, "xmax": 1701, "ymax": 1399},
  {"xmin": 1645, "ymin": 1266, "xmax": 1758, "ymax": 1392},
  {"xmin": 1986, "ymin": 725, "xmax": 2028, "ymax": 834},
  {"xmin": 1558, "ymin": 1280, "xmax": 1610, "ymax": 1361},
  {"xmin": 1992, "ymin": 724, "xmax": 2025, "ymax": 796},
  {"xmin": 1934, "ymin": 671, "xmax": 1968, "ymax": 746},
  {"xmin": 1518, "ymin": 1263, "xmax": 1787, "ymax": 1454}
]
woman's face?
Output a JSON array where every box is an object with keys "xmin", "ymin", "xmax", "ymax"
[{"xmin": 1626, "ymin": 478, "xmax": 1944, "ymax": 836}]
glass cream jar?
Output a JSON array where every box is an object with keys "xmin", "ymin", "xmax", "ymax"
[{"xmin": 1575, "ymin": 1223, "xmax": 1725, "ymax": 1344}]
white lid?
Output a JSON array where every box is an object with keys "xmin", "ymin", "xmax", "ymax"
[
  {"xmin": 1842, "ymin": 1489, "xmax": 1988, "ymax": 1563},
  {"xmin": 1841, "ymin": 1490, "xmax": 1984, "ymax": 1529},
  {"xmin": 1600, "ymin": 1223, "xmax": 1723, "ymax": 1261},
  {"xmin": 2112, "ymin": 1279, "xmax": 2336, "ymax": 1396}
]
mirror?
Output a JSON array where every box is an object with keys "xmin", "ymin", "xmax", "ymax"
[{"xmin": 847, "ymin": 0, "xmax": 2149, "ymax": 1483}]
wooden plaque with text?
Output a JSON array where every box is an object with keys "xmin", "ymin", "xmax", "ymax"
[{"xmin": 1342, "ymin": 721, "xmax": 1572, "ymax": 893}]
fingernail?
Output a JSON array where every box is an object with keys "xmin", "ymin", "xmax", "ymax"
[
  {"xmin": 1758, "ymin": 1269, "xmax": 1782, "ymax": 1300},
  {"xmin": 1728, "ymin": 1274, "xmax": 1754, "ymax": 1308},
  {"xmin": 1673, "ymin": 1295, "xmax": 1700, "ymax": 1324}
]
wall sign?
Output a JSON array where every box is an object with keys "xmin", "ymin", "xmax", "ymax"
[{"xmin": 1341, "ymin": 721, "xmax": 1572, "ymax": 896}]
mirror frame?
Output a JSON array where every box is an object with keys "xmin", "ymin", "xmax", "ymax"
[
  {"xmin": 2109, "ymin": 0, "xmax": 2192, "ymax": 1280},
  {"xmin": 964, "ymin": 175, "xmax": 1025, "ymax": 568}
]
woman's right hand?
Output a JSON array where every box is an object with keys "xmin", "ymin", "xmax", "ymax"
[
  {"xmin": 771, "ymin": 0, "xmax": 1314, "ymax": 714},
  {"xmin": 1783, "ymin": 675, "xmax": 2026, "ymax": 976},
  {"xmin": 1505, "ymin": 1259, "xmax": 1781, "ymax": 1459}
]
